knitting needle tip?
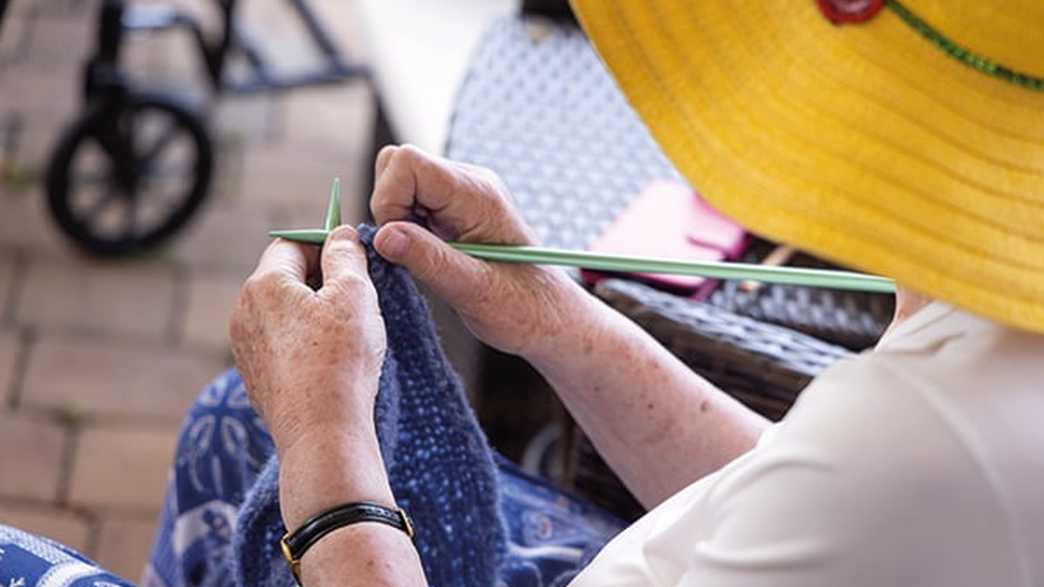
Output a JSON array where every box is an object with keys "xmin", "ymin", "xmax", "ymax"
[
  {"xmin": 268, "ymin": 229, "xmax": 330, "ymax": 244},
  {"xmin": 324, "ymin": 178, "xmax": 342, "ymax": 232}
]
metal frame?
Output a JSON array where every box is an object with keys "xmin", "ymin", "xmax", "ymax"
[
  {"xmin": 0, "ymin": 0, "xmax": 9, "ymax": 38},
  {"xmin": 91, "ymin": 0, "xmax": 366, "ymax": 99},
  {"xmin": 46, "ymin": 0, "xmax": 368, "ymax": 256}
]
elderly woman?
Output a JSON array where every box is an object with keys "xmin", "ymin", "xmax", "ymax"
[{"xmin": 3, "ymin": 0, "xmax": 1043, "ymax": 586}]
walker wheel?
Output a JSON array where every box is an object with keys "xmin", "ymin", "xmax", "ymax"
[{"xmin": 46, "ymin": 92, "xmax": 213, "ymax": 256}]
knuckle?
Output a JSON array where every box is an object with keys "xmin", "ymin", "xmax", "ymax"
[
  {"xmin": 384, "ymin": 146, "xmax": 413, "ymax": 174},
  {"xmin": 376, "ymin": 145, "xmax": 397, "ymax": 170},
  {"xmin": 337, "ymin": 271, "xmax": 372, "ymax": 292},
  {"xmin": 228, "ymin": 312, "xmax": 244, "ymax": 340},
  {"xmin": 466, "ymin": 169, "xmax": 508, "ymax": 205},
  {"xmin": 369, "ymin": 188, "xmax": 401, "ymax": 223},
  {"xmin": 478, "ymin": 194, "xmax": 510, "ymax": 227},
  {"xmin": 243, "ymin": 271, "xmax": 283, "ymax": 300},
  {"xmin": 420, "ymin": 245, "xmax": 455, "ymax": 286},
  {"xmin": 461, "ymin": 163, "xmax": 504, "ymax": 192},
  {"xmin": 228, "ymin": 296, "xmax": 258, "ymax": 351},
  {"xmin": 368, "ymin": 193, "xmax": 386, "ymax": 219},
  {"xmin": 326, "ymin": 271, "xmax": 376, "ymax": 304},
  {"xmin": 413, "ymin": 248, "xmax": 440, "ymax": 282},
  {"xmin": 397, "ymin": 143, "xmax": 423, "ymax": 161},
  {"xmin": 371, "ymin": 147, "xmax": 418, "ymax": 219},
  {"xmin": 243, "ymin": 272, "xmax": 273, "ymax": 294},
  {"xmin": 241, "ymin": 275, "xmax": 263, "ymax": 298},
  {"xmin": 475, "ymin": 165, "xmax": 503, "ymax": 187}
]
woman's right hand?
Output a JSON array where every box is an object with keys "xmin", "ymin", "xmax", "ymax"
[{"xmin": 370, "ymin": 145, "xmax": 584, "ymax": 359}]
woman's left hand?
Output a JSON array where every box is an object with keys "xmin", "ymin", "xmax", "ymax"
[
  {"xmin": 230, "ymin": 226, "xmax": 395, "ymax": 530},
  {"xmin": 230, "ymin": 226, "xmax": 386, "ymax": 449}
]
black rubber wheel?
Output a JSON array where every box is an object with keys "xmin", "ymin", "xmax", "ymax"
[{"xmin": 46, "ymin": 92, "xmax": 214, "ymax": 256}]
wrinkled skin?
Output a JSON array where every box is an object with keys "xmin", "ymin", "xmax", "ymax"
[
  {"xmin": 230, "ymin": 227, "xmax": 387, "ymax": 452},
  {"xmin": 369, "ymin": 144, "xmax": 579, "ymax": 359}
]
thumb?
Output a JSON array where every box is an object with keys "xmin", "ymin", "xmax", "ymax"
[
  {"xmin": 374, "ymin": 221, "xmax": 487, "ymax": 308},
  {"xmin": 320, "ymin": 226, "xmax": 371, "ymax": 294}
]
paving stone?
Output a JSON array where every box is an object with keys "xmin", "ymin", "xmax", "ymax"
[
  {"xmin": 279, "ymin": 163, "xmax": 369, "ymax": 225},
  {"xmin": 0, "ymin": 253, "xmax": 16, "ymax": 319},
  {"xmin": 6, "ymin": 0, "xmax": 98, "ymax": 19},
  {"xmin": 181, "ymin": 272, "xmax": 242, "ymax": 351},
  {"xmin": 68, "ymin": 426, "xmax": 177, "ymax": 509},
  {"xmin": 205, "ymin": 136, "xmax": 250, "ymax": 210},
  {"xmin": 233, "ymin": 0, "xmax": 360, "ymax": 56},
  {"xmin": 22, "ymin": 335, "xmax": 223, "ymax": 421},
  {"xmin": 0, "ymin": 503, "xmax": 90, "ymax": 552},
  {"xmin": 0, "ymin": 187, "xmax": 81, "ymax": 260},
  {"xmin": 3, "ymin": 115, "xmax": 66, "ymax": 173},
  {"xmin": 0, "ymin": 330, "xmax": 23, "ymax": 405},
  {"xmin": 0, "ymin": 10, "xmax": 32, "ymax": 64},
  {"xmin": 95, "ymin": 515, "xmax": 159, "ymax": 582},
  {"xmin": 213, "ymin": 94, "xmax": 284, "ymax": 147},
  {"xmin": 170, "ymin": 207, "xmax": 273, "ymax": 272},
  {"xmin": 240, "ymin": 138, "xmax": 368, "ymax": 215},
  {"xmin": 237, "ymin": 1, "xmax": 326, "ymax": 72},
  {"xmin": 281, "ymin": 83, "xmax": 373, "ymax": 149},
  {"xmin": 0, "ymin": 412, "xmax": 66, "ymax": 500},
  {"xmin": 122, "ymin": 30, "xmax": 205, "ymax": 89},
  {"xmin": 0, "ymin": 34, "xmax": 24, "ymax": 69},
  {"xmin": 0, "ymin": 60, "xmax": 80, "ymax": 121},
  {"xmin": 18, "ymin": 13, "xmax": 93, "ymax": 67},
  {"xmin": 1, "ymin": 2, "xmax": 99, "ymax": 66},
  {"xmin": 16, "ymin": 257, "xmax": 177, "ymax": 340},
  {"xmin": 298, "ymin": 0, "xmax": 366, "ymax": 55}
]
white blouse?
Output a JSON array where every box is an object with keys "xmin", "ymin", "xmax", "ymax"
[{"xmin": 572, "ymin": 302, "xmax": 1044, "ymax": 586}]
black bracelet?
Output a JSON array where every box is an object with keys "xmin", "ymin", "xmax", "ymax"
[{"xmin": 280, "ymin": 501, "xmax": 415, "ymax": 584}]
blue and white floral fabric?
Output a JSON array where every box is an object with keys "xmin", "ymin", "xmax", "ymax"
[
  {"xmin": 0, "ymin": 526, "xmax": 134, "ymax": 587},
  {"xmin": 0, "ymin": 371, "xmax": 623, "ymax": 587}
]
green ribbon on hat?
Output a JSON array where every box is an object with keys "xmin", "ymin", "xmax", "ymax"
[{"xmin": 887, "ymin": 0, "xmax": 1044, "ymax": 92}]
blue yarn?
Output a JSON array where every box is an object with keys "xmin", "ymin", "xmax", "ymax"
[{"xmin": 231, "ymin": 225, "xmax": 506, "ymax": 587}]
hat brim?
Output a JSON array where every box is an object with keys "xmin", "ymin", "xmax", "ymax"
[{"xmin": 571, "ymin": 0, "xmax": 1044, "ymax": 332}]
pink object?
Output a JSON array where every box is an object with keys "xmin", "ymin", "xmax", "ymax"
[{"xmin": 582, "ymin": 182, "xmax": 747, "ymax": 299}]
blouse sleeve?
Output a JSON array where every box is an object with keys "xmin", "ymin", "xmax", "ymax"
[{"xmin": 665, "ymin": 357, "xmax": 1019, "ymax": 587}]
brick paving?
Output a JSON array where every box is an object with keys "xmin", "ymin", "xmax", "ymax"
[{"xmin": 0, "ymin": 0, "xmax": 372, "ymax": 579}]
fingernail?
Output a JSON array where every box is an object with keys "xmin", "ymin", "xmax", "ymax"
[{"xmin": 380, "ymin": 229, "xmax": 407, "ymax": 257}]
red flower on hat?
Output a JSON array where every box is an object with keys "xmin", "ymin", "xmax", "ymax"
[{"xmin": 816, "ymin": 0, "xmax": 886, "ymax": 24}]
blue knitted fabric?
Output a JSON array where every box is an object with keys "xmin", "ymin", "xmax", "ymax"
[{"xmin": 232, "ymin": 225, "xmax": 506, "ymax": 587}]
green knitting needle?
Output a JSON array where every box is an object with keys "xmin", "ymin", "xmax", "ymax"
[
  {"xmin": 269, "ymin": 180, "xmax": 896, "ymax": 294},
  {"xmin": 324, "ymin": 177, "xmax": 341, "ymax": 232}
]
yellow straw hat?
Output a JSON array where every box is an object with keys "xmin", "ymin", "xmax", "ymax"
[{"xmin": 569, "ymin": 0, "xmax": 1044, "ymax": 333}]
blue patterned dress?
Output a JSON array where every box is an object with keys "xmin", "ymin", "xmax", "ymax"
[{"xmin": 0, "ymin": 371, "xmax": 624, "ymax": 587}]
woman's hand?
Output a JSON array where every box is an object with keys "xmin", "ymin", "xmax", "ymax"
[
  {"xmin": 231, "ymin": 228, "xmax": 424, "ymax": 584},
  {"xmin": 370, "ymin": 147, "xmax": 768, "ymax": 509},
  {"xmin": 230, "ymin": 226, "xmax": 386, "ymax": 452},
  {"xmin": 370, "ymin": 145, "xmax": 583, "ymax": 359},
  {"xmin": 230, "ymin": 227, "xmax": 395, "ymax": 531}
]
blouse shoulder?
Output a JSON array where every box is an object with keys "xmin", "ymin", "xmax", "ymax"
[{"xmin": 668, "ymin": 352, "xmax": 1023, "ymax": 586}]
